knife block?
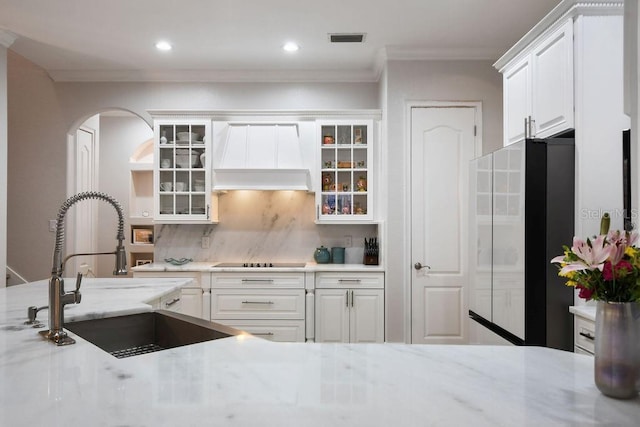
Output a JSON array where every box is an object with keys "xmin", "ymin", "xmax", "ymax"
[{"xmin": 363, "ymin": 254, "xmax": 379, "ymax": 265}]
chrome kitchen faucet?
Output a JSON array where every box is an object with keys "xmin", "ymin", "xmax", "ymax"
[{"xmin": 38, "ymin": 191, "xmax": 128, "ymax": 345}]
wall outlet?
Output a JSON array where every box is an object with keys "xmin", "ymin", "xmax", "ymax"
[
  {"xmin": 201, "ymin": 236, "xmax": 210, "ymax": 249},
  {"xmin": 344, "ymin": 235, "xmax": 352, "ymax": 247},
  {"xmin": 49, "ymin": 220, "xmax": 57, "ymax": 232}
]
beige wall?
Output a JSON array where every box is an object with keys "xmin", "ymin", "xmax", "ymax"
[
  {"xmin": 0, "ymin": 45, "xmax": 7, "ymax": 286},
  {"xmin": 382, "ymin": 60, "xmax": 503, "ymax": 342},
  {"xmin": 7, "ymin": 51, "xmax": 68, "ymax": 281}
]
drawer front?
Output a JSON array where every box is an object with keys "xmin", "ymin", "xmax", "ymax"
[
  {"xmin": 315, "ymin": 272, "xmax": 384, "ymax": 289},
  {"xmin": 211, "ymin": 289, "xmax": 305, "ymax": 319},
  {"xmin": 219, "ymin": 320, "xmax": 305, "ymax": 342},
  {"xmin": 574, "ymin": 346, "xmax": 594, "ymax": 356},
  {"xmin": 211, "ymin": 272, "xmax": 305, "ymax": 289},
  {"xmin": 159, "ymin": 290, "xmax": 182, "ymax": 313},
  {"xmin": 575, "ymin": 316, "xmax": 595, "ymax": 354}
]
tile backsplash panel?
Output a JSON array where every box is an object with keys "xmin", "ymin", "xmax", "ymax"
[{"xmin": 154, "ymin": 191, "xmax": 377, "ymax": 264}]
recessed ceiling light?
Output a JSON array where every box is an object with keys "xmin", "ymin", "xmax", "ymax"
[
  {"xmin": 282, "ymin": 42, "xmax": 300, "ymax": 52},
  {"xmin": 155, "ymin": 41, "xmax": 172, "ymax": 51}
]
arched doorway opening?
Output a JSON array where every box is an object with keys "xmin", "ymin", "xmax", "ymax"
[{"xmin": 66, "ymin": 109, "xmax": 152, "ymax": 277}]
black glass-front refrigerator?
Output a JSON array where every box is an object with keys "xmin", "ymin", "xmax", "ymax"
[{"xmin": 469, "ymin": 138, "xmax": 575, "ymax": 351}]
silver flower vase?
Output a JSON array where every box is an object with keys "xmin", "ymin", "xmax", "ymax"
[{"xmin": 594, "ymin": 301, "xmax": 640, "ymax": 399}]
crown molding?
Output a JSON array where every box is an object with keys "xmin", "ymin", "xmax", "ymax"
[
  {"xmin": 46, "ymin": 45, "xmax": 506, "ymax": 83},
  {"xmin": 146, "ymin": 109, "xmax": 382, "ymax": 120},
  {"xmin": 384, "ymin": 46, "xmax": 502, "ymax": 61},
  {"xmin": 0, "ymin": 29, "xmax": 17, "ymax": 48},
  {"xmin": 493, "ymin": 0, "xmax": 623, "ymax": 71},
  {"xmin": 46, "ymin": 67, "xmax": 381, "ymax": 83}
]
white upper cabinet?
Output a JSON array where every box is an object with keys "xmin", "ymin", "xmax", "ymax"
[
  {"xmin": 316, "ymin": 120, "xmax": 374, "ymax": 223},
  {"xmin": 154, "ymin": 119, "xmax": 218, "ymax": 223},
  {"xmin": 500, "ymin": 18, "xmax": 574, "ymax": 145},
  {"xmin": 503, "ymin": 55, "xmax": 532, "ymax": 146},
  {"xmin": 531, "ymin": 20, "xmax": 574, "ymax": 138}
]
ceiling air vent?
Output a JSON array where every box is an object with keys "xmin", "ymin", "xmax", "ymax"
[{"xmin": 329, "ymin": 33, "xmax": 366, "ymax": 43}]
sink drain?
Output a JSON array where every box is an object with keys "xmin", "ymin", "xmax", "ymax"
[{"xmin": 110, "ymin": 343, "xmax": 165, "ymax": 358}]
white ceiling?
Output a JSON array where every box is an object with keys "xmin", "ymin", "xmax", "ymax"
[{"xmin": 0, "ymin": 0, "xmax": 562, "ymax": 82}]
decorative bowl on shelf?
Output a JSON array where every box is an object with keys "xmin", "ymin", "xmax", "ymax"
[
  {"xmin": 175, "ymin": 149, "xmax": 200, "ymax": 168},
  {"xmin": 177, "ymin": 132, "xmax": 199, "ymax": 142},
  {"xmin": 164, "ymin": 257, "xmax": 193, "ymax": 266}
]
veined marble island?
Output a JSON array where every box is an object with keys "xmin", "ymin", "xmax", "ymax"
[{"xmin": 1, "ymin": 279, "xmax": 637, "ymax": 426}]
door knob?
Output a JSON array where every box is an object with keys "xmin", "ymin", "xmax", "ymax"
[{"xmin": 414, "ymin": 262, "xmax": 431, "ymax": 271}]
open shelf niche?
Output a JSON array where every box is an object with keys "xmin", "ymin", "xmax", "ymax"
[{"xmin": 128, "ymin": 138, "xmax": 155, "ymax": 270}]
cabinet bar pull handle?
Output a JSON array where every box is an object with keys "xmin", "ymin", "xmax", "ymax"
[
  {"xmin": 252, "ymin": 332, "xmax": 275, "ymax": 336},
  {"xmin": 351, "ymin": 290, "xmax": 354, "ymax": 307},
  {"xmin": 579, "ymin": 331, "xmax": 595, "ymax": 341},
  {"xmin": 338, "ymin": 279, "xmax": 361, "ymax": 283},
  {"xmin": 346, "ymin": 290, "xmax": 349, "ymax": 308},
  {"xmin": 164, "ymin": 297, "xmax": 180, "ymax": 307},
  {"xmin": 241, "ymin": 279, "xmax": 275, "ymax": 283},
  {"xmin": 242, "ymin": 301, "xmax": 274, "ymax": 305}
]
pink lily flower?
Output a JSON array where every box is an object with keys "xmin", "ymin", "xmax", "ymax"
[
  {"xmin": 557, "ymin": 235, "xmax": 613, "ymax": 273},
  {"xmin": 606, "ymin": 230, "xmax": 639, "ymax": 265}
]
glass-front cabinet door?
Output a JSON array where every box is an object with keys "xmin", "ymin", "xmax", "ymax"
[
  {"xmin": 154, "ymin": 119, "xmax": 216, "ymax": 223},
  {"xmin": 316, "ymin": 120, "xmax": 373, "ymax": 223}
]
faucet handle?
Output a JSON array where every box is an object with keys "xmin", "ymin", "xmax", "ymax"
[
  {"xmin": 73, "ymin": 273, "xmax": 83, "ymax": 304},
  {"xmin": 75, "ymin": 272, "xmax": 83, "ymax": 292}
]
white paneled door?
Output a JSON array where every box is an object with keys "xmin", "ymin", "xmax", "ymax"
[
  {"xmin": 71, "ymin": 127, "xmax": 98, "ymax": 276},
  {"xmin": 411, "ymin": 106, "xmax": 478, "ymax": 344}
]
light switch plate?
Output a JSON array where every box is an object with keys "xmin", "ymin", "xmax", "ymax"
[{"xmin": 49, "ymin": 220, "xmax": 57, "ymax": 232}]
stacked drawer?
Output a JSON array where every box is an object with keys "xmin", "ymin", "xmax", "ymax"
[
  {"xmin": 574, "ymin": 316, "xmax": 595, "ymax": 355},
  {"xmin": 210, "ymin": 272, "xmax": 305, "ymax": 342}
]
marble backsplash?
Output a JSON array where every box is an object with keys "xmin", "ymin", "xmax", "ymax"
[{"xmin": 154, "ymin": 191, "xmax": 378, "ymax": 264}]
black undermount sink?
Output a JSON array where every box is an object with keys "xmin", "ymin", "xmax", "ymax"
[{"xmin": 66, "ymin": 310, "xmax": 242, "ymax": 358}]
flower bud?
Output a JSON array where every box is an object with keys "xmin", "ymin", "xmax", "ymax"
[{"xmin": 600, "ymin": 212, "xmax": 611, "ymax": 235}]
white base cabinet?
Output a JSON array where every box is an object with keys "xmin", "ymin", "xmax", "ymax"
[
  {"xmin": 210, "ymin": 272, "xmax": 306, "ymax": 342},
  {"xmin": 132, "ymin": 271, "xmax": 208, "ymax": 319},
  {"xmin": 573, "ymin": 315, "xmax": 595, "ymax": 355},
  {"xmin": 314, "ymin": 272, "xmax": 384, "ymax": 343},
  {"xmin": 218, "ymin": 319, "xmax": 305, "ymax": 342}
]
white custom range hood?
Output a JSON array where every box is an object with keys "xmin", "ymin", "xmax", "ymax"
[{"xmin": 212, "ymin": 122, "xmax": 312, "ymax": 191}]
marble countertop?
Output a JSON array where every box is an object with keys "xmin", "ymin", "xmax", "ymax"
[
  {"xmin": 132, "ymin": 261, "xmax": 385, "ymax": 273},
  {"xmin": 2, "ymin": 279, "xmax": 638, "ymax": 426},
  {"xmin": 570, "ymin": 305, "xmax": 597, "ymax": 321}
]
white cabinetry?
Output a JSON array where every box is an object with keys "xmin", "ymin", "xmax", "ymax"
[
  {"xmin": 154, "ymin": 119, "xmax": 218, "ymax": 223},
  {"xmin": 570, "ymin": 309, "xmax": 595, "ymax": 355},
  {"xmin": 501, "ymin": 19, "xmax": 573, "ymax": 146},
  {"xmin": 316, "ymin": 120, "xmax": 374, "ymax": 222},
  {"xmin": 496, "ymin": 1, "xmax": 627, "ymax": 236},
  {"xmin": 148, "ymin": 288, "xmax": 182, "ymax": 313},
  {"xmin": 210, "ymin": 272, "xmax": 306, "ymax": 342},
  {"xmin": 503, "ymin": 55, "xmax": 532, "ymax": 146},
  {"xmin": 132, "ymin": 271, "xmax": 208, "ymax": 319},
  {"xmin": 314, "ymin": 272, "xmax": 384, "ymax": 343}
]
